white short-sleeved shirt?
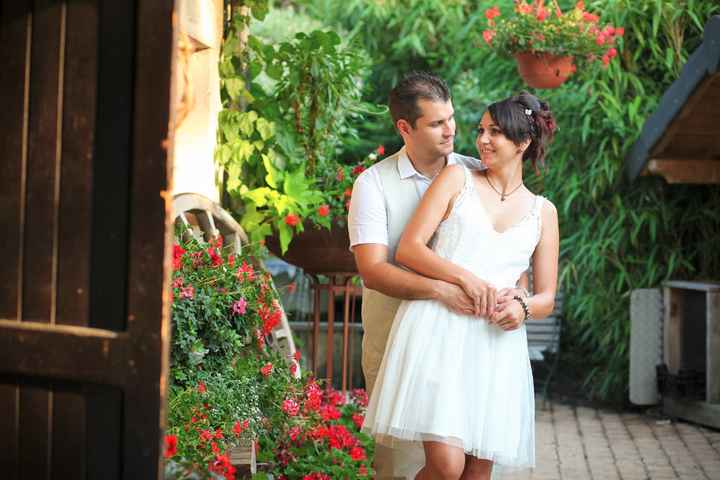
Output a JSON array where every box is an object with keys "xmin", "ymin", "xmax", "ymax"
[{"xmin": 348, "ymin": 146, "xmax": 483, "ymax": 249}]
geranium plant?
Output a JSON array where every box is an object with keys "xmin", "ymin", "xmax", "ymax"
[
  {"xmin": 165, "ymin": 228, "xmax": 373, "ymax": 479},
  {"xmin": 482, "ymin": 0, "xmax": 624, "ymax": 68}
]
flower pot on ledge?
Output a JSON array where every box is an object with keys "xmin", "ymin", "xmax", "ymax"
[
  {"xmin": 266, "ymin": 221, "xmax": 358, "ymax": 275},
  {"xmin": 514, "ymin": 52, "xmax": 573, "ymax": 89}
]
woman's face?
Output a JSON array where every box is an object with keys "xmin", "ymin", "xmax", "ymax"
[{"xmin": 475, "ymin": 111, "xmax": 521, "ymax": 168}]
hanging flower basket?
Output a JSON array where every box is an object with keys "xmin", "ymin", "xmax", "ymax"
[
  {"xmin": 481, "ymin": 1, "xmax": 624, "ymax": 88},
  {"xmin": 514, "ymin": 52, "xmax": 574, "ymax": 89}
]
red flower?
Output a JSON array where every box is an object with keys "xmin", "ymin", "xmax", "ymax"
[
  {"xmin": 482, "ymin": 30, "xmax": 495, "ymax": 46},
  {"xmin": 358, "ymin": 464, "xmax": 368, "ymax": 477},
  {"xmin": 163, "ymin": 434, "xmax": 177, "ymax": 458},
  {"xmin": 207, "ymin": 247, "xmax": 222, "ymax": 267},
  {"xmin": 615, "ymin": 27, "xmax": 624, "ymax": 36},
  {"xmin": 320, "ymin": 404, "xmax": 341, "ymax": 421},
  {"xmin": 289, "ymin": 362, "xmax": 298, "ymax": 376},
  {"xmin": 233, "ymin": 419, "xmax": 249, "ymax": 437},
  {"xmin": 327, "ymin": 389, "xmax": 346, "ymax": 406},
  {"xmin": 583, "ymin": 12, "xmax": 599, "ymax": 22},
  {"xmin": 293, "ymin": 350, "xmax": 302, "ymax": 362},
  {"xmin": 517, "ymin": 2, "xmax": 532, "ymax": 14},
  {"xmin": 289, "ymin": 425, "xmax": 303, "ymax": 442},
  {"xmin": 484, "ymin": 6, "xmax": 500, "ymax": 20},
  {"xmin": 260, "ymin": 362, "xmax": 273, "ymax": 377},
  {"xmin": 336, "ymin": 168, "xmax": 345, "ymax": 181},
  {"xmin": 536, "ymin": 6, "xmax": 548, "ymax": 21},
  {"xmin": 199, "ymin": 429, "xmax": 214, "ymax": 443},
  {"xmin": 317, "ymin": 204, "xmax": 330, "ymax": 217},
  {"xmin": 198, "ymin": 382, "xmax": 207, "ymax": 394},
  {"xmin": 227, "ymin": 254, "xmax": 235, "ymax": 267},
  {"xmin": 607, "ymin": 47, "xmax": 617, "ymax": 58},
  {"xmin": 284, "ymin": 213, "xmax": 300, "ymax": 227},
  {"xmin": 237, "ymin": 261, "xmax": 255, "ymax": 282},
  {"xmin": 350, "ymin": 446, "xmax": 366, "ymax": 461},
  {"xmin": 575, "ymin": 0, "xmax": 585, "ymax": 10},
  {"xmin": 601, "ymin": 54, "xmax": 610, "ymax": 67},
  {"xmin": 214, "ymin": 427, "xmax": 224, "ymax": 439},
  {"xmin": 596, "ymin": 34, "xmax": 606, "ymax": 45},
  {"xmin": 352, "ymin": 164, "xmax": 366, "ymax": 175},
  {"xmin": 376, "ymin": 145, "xmax": 385, "ymax": 155},
  {"xmin": 173, "ymin": 245, "xmax": 186, "ymax": 270},
  {"xmin": 351, "ymin": 388, "xmax": 369, "ymax": 407},
  {"xmin": 352, "ymin": 413, "xmax": 365, "ymax": 429},
  {"xmin": 282, "ymin": 398, "xmax": 300, "ymax": 416},
  {"xmin": 343, "ymin": 188, "xmax": 352, "ymax": 198}
]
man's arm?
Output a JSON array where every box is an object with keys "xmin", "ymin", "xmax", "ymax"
[{"xmin": 353, "ymin": 243, "xmax": 475, "ymax": 315}]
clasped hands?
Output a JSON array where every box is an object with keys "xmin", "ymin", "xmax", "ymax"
[{"xmin": 438, "ymin": 273, "xmax": 526, "ymax": 331}]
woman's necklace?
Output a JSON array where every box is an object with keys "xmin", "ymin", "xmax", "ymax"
[{"xmin": 485, "ymin": 172, "xmax": 523, "ymax": 202}]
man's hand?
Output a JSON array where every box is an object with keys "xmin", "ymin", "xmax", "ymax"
[
  {"xmin": 434, "ymin": 280, "xmax": 476, "ymax": 316},
  {"xmin": 491, "ymin": 294, "xmax": 526, "ymax": 331}
]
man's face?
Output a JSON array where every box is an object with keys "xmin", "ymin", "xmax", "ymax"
[{"xmin": 403, "ymin": 99, "xmax": 455, "ymax": 158}]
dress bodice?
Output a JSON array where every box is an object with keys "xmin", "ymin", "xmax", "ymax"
[{"xmin": 431, "ymin": 166, "xmax": 545, "ymax": 290}]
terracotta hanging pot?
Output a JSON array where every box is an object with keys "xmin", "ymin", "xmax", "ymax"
[
  {"xmin": 266, "ymin": 221, "xmax": 357, "ymax": 275},
  {"xmin": 514, "ymin": 52, "xmax": 573, "ymax": 89}
]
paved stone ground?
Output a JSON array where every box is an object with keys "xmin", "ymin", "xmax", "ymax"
[{"xmin": 501, "ymin": 400, "xmax": 720, "ymax": 480}]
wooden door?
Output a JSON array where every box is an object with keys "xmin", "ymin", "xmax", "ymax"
[{"xmin": 0, "ymin": 0, "xmax": 176, "ymax": 478}]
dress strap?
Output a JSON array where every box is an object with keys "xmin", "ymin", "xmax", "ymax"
[
  {"xmin": 460, "ymin": 164, "xmax": 474, "ymax": 192},
  {"xmin": 533, "ymin": 195, "xmax": 545, "ymax": 244}
]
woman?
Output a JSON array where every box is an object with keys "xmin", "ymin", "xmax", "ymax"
[{"xmin": 363, "ymin": 92, "xmax": 560, "ymax": 480}]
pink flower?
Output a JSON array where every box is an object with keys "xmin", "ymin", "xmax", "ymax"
[
  {"xmin": 596, "ymin": 34, "xmax": 606, "ymax": 45},
  {"xmin": 282, "ymin": 398, "xmax": 300, "ymax": 416},
  {"xmin": 615, "ymin": 27, "xmax": 625, "ymax": 36},
  {"xmin": 607, "ymin": 47, "xmax": 617, "ymax": 58},
  {"xmin": 482, "ymin": 30, "xmax": 496, "ymax": 45},
  {"xmin": 232, "ymin": 298, "xmax": 247, "ymax": 315},
  {"xmin": 601, "ymin": 54, "xmax": 610, "ymax": 67},
  {"xmin": 260, "ymin": 362, "xmax": 273, "ymax": 377},
  {"xmin": 180, "ymin": 285, "xmax": 194, "ymax": 299}
]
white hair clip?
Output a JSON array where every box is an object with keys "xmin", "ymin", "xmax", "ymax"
[{"xmin": 524, "ymin": 108, "xmax": 532, "ymax": 116}]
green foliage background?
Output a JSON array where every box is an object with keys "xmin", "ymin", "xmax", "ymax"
[{"xmin": 292, "ymin": 0, "xmax": 720, "ymax": 400}]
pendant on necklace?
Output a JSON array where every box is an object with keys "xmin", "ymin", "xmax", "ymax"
[{"xmin": 501, "ymin": 195, "xmax": 506, "ymax": 202}]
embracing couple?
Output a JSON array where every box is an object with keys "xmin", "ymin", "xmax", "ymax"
[{"xmin": 348, "ymin": 72, "xmax": 560, "ymax": 479}]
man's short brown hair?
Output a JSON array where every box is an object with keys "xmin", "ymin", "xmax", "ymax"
[{"xmin": 388, "ymin": 71, "xmax": 451, "ymax": 128}]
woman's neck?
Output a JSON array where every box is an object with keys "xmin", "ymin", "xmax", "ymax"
[{"xmin": 486, "ymin": 161, "xmax": 523, "ymax": 191}]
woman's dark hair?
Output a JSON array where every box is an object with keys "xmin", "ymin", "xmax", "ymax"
[{"xmin": 487, "ymin": 91, "xmax": 557, "ymax": 170}]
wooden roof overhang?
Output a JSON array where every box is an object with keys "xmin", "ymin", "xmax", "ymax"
[{"xmin": 625, "ymin": 15, "xmax": 720, "ymax": 184}]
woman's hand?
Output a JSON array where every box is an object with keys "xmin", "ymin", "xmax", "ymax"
[
  {"xmin": 459, "ymin": 273, "xmax": 496, "ymax": 317},
  {"xmin": 491, "ymin": 294, "xmax": 526, "ymax": 331}
]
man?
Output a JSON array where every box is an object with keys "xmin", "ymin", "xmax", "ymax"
[{"xmin": 348, "ymin": 72, "xmax": 528, "ymax": 479}]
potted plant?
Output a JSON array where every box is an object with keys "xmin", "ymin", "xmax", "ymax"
[
  {"xmin": 217, "ymin": 7, "xmax": 385, "ymax": 272},
  {"xmin": 481, "ymin": 0, "xmax": 624, "ymax": 88}
]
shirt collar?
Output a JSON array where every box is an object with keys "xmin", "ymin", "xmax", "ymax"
[{"xmin": 397, "ymin": 146, "xmax": 459, "ymax": 180}]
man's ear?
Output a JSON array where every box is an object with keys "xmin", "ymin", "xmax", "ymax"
[{"xmin": 396, "ymin": 119, "xmax": 412, "ymax": 137}]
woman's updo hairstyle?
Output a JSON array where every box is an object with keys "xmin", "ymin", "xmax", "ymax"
[{"xmin": 487, "ymin": 91, "xmax": 557, "ymax": 170}]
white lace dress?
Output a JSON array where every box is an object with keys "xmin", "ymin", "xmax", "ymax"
[{"xmin": 363, "ymin": 166, "xmax": 543, "ymax": 473}]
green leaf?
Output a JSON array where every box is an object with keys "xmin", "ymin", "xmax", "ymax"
[
  {"xmin": 262, "ymin": 153, "xmax": 280, "ymax": 189},
  {"xmin": 238, "ymin": 111, "xmax": 259, "ymax": 137},
  {"xmin": 255, "ymin": 117, "xmax": 275, "ymax": 141},
  {"xmin": 243, "ymin": 187, "xmax": 272, "ymax": 207},
  {"xmin": 278, "ymin": 222, "xmax": 292, "ymax": 254}
]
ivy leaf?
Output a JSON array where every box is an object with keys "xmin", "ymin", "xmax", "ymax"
[
  {"xmin": 238, "ymin": 111, "xmax": 259, "ymax": 137},
  {"xmin": 255, "ymin": 117, "xmax": 275, "ymax": 141},
  {"xmin": 235, "ymin": 140, "xmax": 255, "ymax": 162},
  {"xmin": 266, "ymin": 62, "xmax": 284, "ymax": 81},
  {"xmin": 225, "ymin": 77, "xmax": 246, "ymax": 101},
  {"xmin": 226, "ymin": 161, "xmax": 242, "ymax": 192}
]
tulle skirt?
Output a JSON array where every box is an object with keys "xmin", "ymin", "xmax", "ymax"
[{"xmin": 362, "ymin": 298, "xmax": 535, "ymax": 472}]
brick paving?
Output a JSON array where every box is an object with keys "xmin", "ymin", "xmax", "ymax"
[{"xmin": 501, "ymin": 401, "xmax": 720, "ymax": 480}]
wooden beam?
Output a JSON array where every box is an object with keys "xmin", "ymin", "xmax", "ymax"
[
  {"xmin": 0, "ymin": 320, "xmax": 129, "ymax": 386},
  {"xmin": 645, "ymin": 159, "xmax": 720, "ymax": 184}
]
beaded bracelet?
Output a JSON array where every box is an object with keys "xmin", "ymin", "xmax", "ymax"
[{"xmin": 513, "ymin": 295, "xmax": 532, "ymax": 321}]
